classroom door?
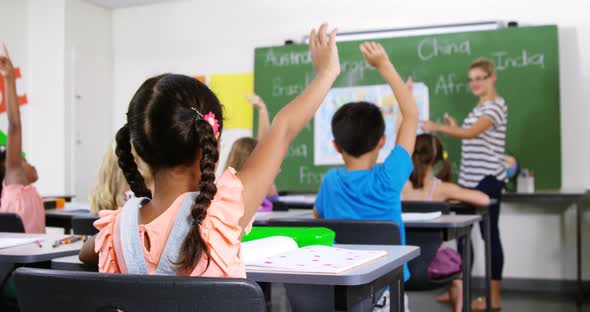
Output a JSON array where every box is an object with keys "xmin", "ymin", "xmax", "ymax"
[{"xmin": 72, "ymin": 44, "xmax": 113, "ymax": 203}]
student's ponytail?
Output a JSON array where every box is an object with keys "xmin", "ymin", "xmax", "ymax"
[
  {"xmin": 435, "ymin": 159, "xmax": 452, "ymax": 182},
  {"xmin": 433, "ymin": 135, "xmax": 452, "ymax": 182},
  {"xmin": 411, "ymin": 134, "xmax": 451, "ymax": 188},
  {"xmin": 410, "ymin": 161, "xmax": 428, "ymax": 188}
]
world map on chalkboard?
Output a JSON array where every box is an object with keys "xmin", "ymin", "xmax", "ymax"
[{"xmin": 313, "ymin": 82, "xmax": 429, "ymax": 165}]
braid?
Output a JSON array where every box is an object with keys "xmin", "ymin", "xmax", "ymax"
[
  {"xmin": 177, "ymin": 120, "xmax": 219, "ymax": 273},
  {"xmin": 115, "ymin": 124, "xmax": 152, "ymax": 198},
  {"xmin": 192, "ymin": 120, "xmax": 219, "ymax": 220}
]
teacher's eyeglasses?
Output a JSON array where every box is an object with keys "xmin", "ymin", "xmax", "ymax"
[{"xmin": 468, "ymin": 74, "xmax": 490, "ymax": 83}]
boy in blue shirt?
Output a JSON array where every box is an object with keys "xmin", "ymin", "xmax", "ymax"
[{"xmin": 314, "ymin": 42, "xmax": 419, "ymax": 286}]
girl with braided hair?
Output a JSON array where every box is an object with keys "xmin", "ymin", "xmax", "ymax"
[{"xmin": 80, "ymin": 23, "xmax": 340, "ymax": 278}]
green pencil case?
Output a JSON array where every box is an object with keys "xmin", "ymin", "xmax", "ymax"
[{"xmin": 242, "ymin": 226, "xmax": 335, "ymax": 247}]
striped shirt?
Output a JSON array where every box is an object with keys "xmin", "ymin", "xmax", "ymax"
[{"xmin": 458, "ymin": 97, "xmax": 508, "ymax": 188}]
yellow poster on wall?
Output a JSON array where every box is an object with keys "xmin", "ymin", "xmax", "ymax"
[{"xmin": 209, "ymin": 73, "xmax": 253, "ymax": 129}]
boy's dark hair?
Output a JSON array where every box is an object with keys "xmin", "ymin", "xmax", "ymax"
[
  {"xmin": 331, "ymin": 102, "xmax": 385, "ymax": 157},
  {"xmin": 116, "ymin": 74, "xmax": 223, "ymax": 273}
]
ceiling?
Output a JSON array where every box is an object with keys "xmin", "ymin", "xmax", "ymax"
[{"xmin": 85, "ymin": 0, "xmax": 184, "ymax": 9}]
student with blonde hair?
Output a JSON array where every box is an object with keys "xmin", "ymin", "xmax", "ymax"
[{"xmin": 89, "ymin": 141, "xmax": 152, "ymax": 215}]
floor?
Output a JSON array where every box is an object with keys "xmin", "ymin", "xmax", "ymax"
[{"xmin": 270, "ymin": 284, "xmax": 589, "ymax": 311}]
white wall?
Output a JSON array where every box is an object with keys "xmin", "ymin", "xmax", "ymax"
[
  {"xmin": 0, "ymin": 1, "xmax": 29, "ymax": 143},
  {"xmin": 65, "ymin": 0, "xmax": 113, "ymax": 202},
  {"xmin": 111, "ymin": 0, "xmax": 590, "ymax": 281},
  {"xmin": 27, "ymin": 0, "xmax": 68, "ymax": 196},
  {"xmin": 0, "ymin": 0, "xmax": 113, "ymax": 201}
]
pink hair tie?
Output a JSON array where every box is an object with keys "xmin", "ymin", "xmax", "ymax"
[
  {"xmin": 190, "ymin": 107, "xmax": 220, "ymax": 136},
  {"xmin": 202, "ymin": 112, "xmax": 220, "ymax": 135}
]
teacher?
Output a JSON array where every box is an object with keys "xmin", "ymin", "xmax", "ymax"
[{"xmin": 423, "ymin": 58, "xmax": 507, "ymax": 311}]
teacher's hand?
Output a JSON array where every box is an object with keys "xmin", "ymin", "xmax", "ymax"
[
  {"xmin": 444, "ymin": 114, "xmax": 458, "ymax": 127},
  {"xmin": 422, "ymin": 120, "xmax": 438, "ymax": 132}
]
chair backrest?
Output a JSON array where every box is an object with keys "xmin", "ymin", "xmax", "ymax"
[
  {"xmin": 265, "ymin": 218, "xmax": 400, "ymax": 245},
  {"xmin": 72, "ymin": 216, "xmax": 100, "ymax": 235},
  {"xmin": 14, "ymin": 268, "xmax": 266, "ymax": 312},
  {"xmin": 0, "ymin": 213, "xmax": 25, "ymax": 233},
  {"xmin": 402, "ymin": 201, "xmax": 451, "ymax": 214}
]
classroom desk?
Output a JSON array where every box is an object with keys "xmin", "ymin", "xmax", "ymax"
[
  {"xmin": 502, "ymin": 191, "xmax": 588, "ymax": 307},
  {"xmin": 45, "ymin": 208, "xmax": 92, "ymax": 233},
  {"xmin": 42, "ymin": 195, "xmax": 75, "ymax": 202},
  {"xmin": 251, "ymin": 244, "xmax": 418, "ymax": 312},
  {"xmin": 0, "ymin": 232, "xmax": 84, "ymax": 286},
  {"xmin": 0, "ymin": 232, "xmax": 83, "ymax": 263},
  {"xmin": 52, "ymin": 244, "xmax": 419, "ymax": 312},
  {"xmin": 254, "ymin": 210, "xmax": 481, "ymax": 312},
  {"xmin": 254, "ymin": 209, "xmax": 314, "ymax": 224},
  {"xmin": 276, "ymin": 194, "xmax": 316, "ymax": 209}
]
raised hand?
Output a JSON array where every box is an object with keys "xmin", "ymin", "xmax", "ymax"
[
  {"xmin": 0, "ymin": 44, "xmax": 15, "ymax": 79},
  {"xmin": 406, "ymin": 76, "xmax": 414, "ymax": 92},
  {"xmin": 360, "ymin": 42, "xmax": 391, "ymax": 69},
  {"xmin": 245, "ymin": 93, "xmax": 267, "ymax": 112},
  {"xmin": 309, "ymin": 23, "xmax": 340, "ymax": 78}
]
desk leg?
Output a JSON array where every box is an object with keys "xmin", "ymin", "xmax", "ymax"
[
  {"xmin": 483, "ymin": 213, "xmax": 492, "ymax": 312},
  {"xmin": 461, "ymin": 228, "xmax": 472, "ymax": 312},
  {"xmin": 340, "ymin": 269, "xmax": 399, "ymax": 312},
  {"xmin": 390, "ymin": 269, "xmax": 404, "ymax": 312},
  {"xmin": 576, "ymin": 202, "xmax": 582, "ymax": 309},
  {"xmin": 0, "ymin": 262, "xmax": 13, "ymax": 286}
]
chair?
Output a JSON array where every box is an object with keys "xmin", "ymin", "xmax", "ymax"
[
  {"xmin": 14, "ymin": 267, "xmax": 266, "ymax": 312},
  {"xmin": 265, "ymin": 218, "xmax": 401, "ymax": 245},
  {"xmin": 0, "ymin": 213, "xmax": 25, "ymax": 233},
  {"xmin": 72, "ymin": 216, "xmax": 99, "ymax": 235},
  {"xmin": 402, "ymin": 201, "xmax": 460, "ymax": 291}
]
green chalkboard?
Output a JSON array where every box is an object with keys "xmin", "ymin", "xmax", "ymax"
[{"xmin": 254, "ymin": 25, "xmax": 560, "ymax": 191}]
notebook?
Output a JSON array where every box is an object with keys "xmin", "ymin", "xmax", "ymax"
[
  {"xmin": 278, "ymin": 195, "xmax": 317, "ymax": 205},
  {"xmin": 243, "ymin": 236, "xmax": 387, "ymax": 274},
  {"xmin": 402, "ymin": 211, "xmax": 442, "ymax": 222},
  {"xmin": 0, "ymin": 237, "xmax": 42, "ymax": 249}
]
